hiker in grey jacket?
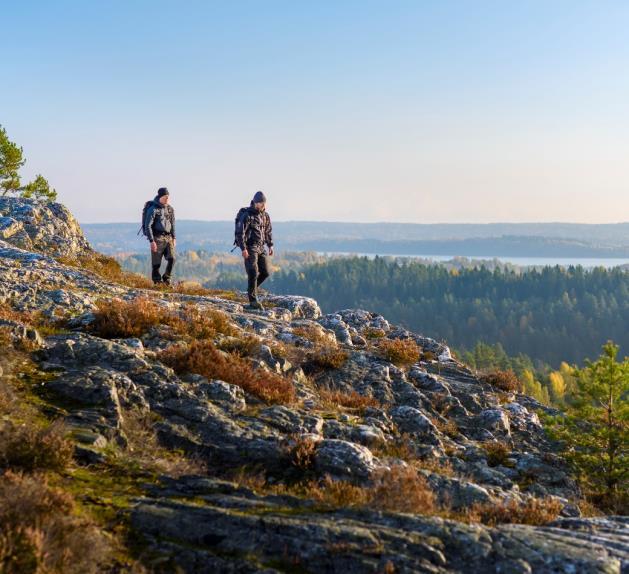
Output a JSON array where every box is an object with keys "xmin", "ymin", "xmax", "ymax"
[
  {"xmin": 145, "ymin": 187, "xmax": 176, "ymax": 285},
  {"xmin": 235, "ymin": 191, "xmax": 273, "ymax": 310}
]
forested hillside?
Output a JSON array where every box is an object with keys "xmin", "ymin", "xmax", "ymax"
[{"xmin": 241, "ymin": 257, "xmax": 628, "ymax": 367}]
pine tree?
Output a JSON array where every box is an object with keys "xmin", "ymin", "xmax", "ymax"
[
  {"xmin": 547, "ymin": 341, "xmax": 628, "ymax": 511},
  {"xmin": 0, "ymin": 125, "xmax": 25, "ymax": 196},
  {"xmin": 22, "ymin": 174, "xmax": 57, "ymax": 202}
]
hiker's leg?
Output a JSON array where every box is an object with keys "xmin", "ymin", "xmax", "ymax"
[
  {"xmin": 151, "ymin": 243, "xmax": 164, "ymax": 283},
  {"xmin": 163, "ymin": 238, "xmax": 176, "ymax": 283},
  {"xmin": 256, "ymin": 253, "xmax": 270, "ymax": 287},
  {"xmin": 244, "ymin": 252, "xmax": 259, "ymax": 302}
]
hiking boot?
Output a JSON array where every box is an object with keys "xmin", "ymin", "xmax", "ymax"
[
  {"xmin": 247, "ymin": 300, "xmax": 265, "ymax": 311},
  {"xmin": 162, "ymin": 277, "xmax": 172, "ymax": 287}
]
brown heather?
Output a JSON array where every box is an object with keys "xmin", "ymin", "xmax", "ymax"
[
  {"xmin": 58, "ymin": 253, "xmax": 154, "ymax": 289},
  {"xmin": 483, "ymin": 441, "xmax": 512, "ymax": 467},
  {"xmin": 287, "ymin": 435, "xmax": 318, "ymax": 472},
  {"xmin": 308, "ymin": 346, "xmax": 349, "ymax": 370},
  {"xmin": 0, "ymin": 420, "xmax": 73, "ymax": 473},
  {"xmin": 159, "ymin": 339, "xmax": 296, "ymax": 404},
  {"xmin": 479, "ymin": 369, "xmax": 523, "ymax": 393},
  {"xmin": 300, "ymin": 467, "xmax": 435, "ymax": 514},
  {"xmin": 217, "ymin": 334, "xmax": 261, "ymax": 357},
  {"xmin": 0, "ymin": 471, "xmax": 110, "ymax": 574},
  {"xmin": 377, "ymin": 338, "xmax": 421, "ymax": 366},
  {"xmin": 317, "ymin": 387, "xmax": 380, "ymax": 412},
  {"xmin": 465, "ymin": 497, "xmax": 563, "ymax": 526},
  {"xmin": 90, "ymin": 297, "xmax": 237, "ymax": 340}
]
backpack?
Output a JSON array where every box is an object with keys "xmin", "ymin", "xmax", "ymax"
[
  {"xmin": 231, "ymin": 207, "xmax": 249, "ymax": 251},
  {"xmin": 137, "ymin": 200, "xmax": 154, "ymax": 237}
]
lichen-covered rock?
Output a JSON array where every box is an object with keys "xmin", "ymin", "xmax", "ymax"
[
  {"xmin": 314, "ymin": 439, "xmax": 378, "ymax": 480},
  {"xmin": 0, "ymin": 197, "xmax": 92, "ymax": 258}
]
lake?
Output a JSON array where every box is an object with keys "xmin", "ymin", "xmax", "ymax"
[{"xmin": 317, "ymin": 252, "xmax": 629, "ymax": 269}]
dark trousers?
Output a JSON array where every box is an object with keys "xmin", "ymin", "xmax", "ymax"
[
  {"xmin": 151, "ymin": 235, "xmax": 175, "ymax": 283},
  {"xmin": 244, "ymin": 251, "xmax": 270, "ymax": 302}
]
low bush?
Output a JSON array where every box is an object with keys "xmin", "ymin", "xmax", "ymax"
[
  {"xmin": 58, "ymin": 253, "xmax": 153, "ymax": 289},
  {"xmin": 0, "ymin": 471, "xmax": 110, "ymax": 574},
  {"xmin": 308, "ymin": 346, "xmax": 349, "ymax": 370},
  {"xmin": 479, "ymin": 369, "xmax": 522, "ymax": 393},
  {"xmin": 217, "ymin": 334, "xmax": 261, "ymax": 357},
  {"xmin": 377, "ymin": 338, "xmax": 421, "ymax": 366},
  {"xmin": 362, "ymin": 327, "xmax": 386, "ymax": 339},
  {"xmin": 0, "ymin": 420, "xmax": 73, "ymax": 473},
  {"xmin": 317, "ymin": 388, "xmax": 380, "ymax": 412},
  {"xmin": 483, "ymin": 441, "xmax": 511, "ymax": 467},
  {"xmin": 308, "ymin": 466, "xmax": 435, "ymax": 514},
  {"xmin": 292, "ymin": 325, "xmax": 333, "ymax": 346},
  {"xmin": 159, "ymin": 340, "xmax": 295, "ymax": 404},
  {"xmin": 90, "ymin": 297, "xmax": 161, "ymax": 339},
  {"xmin": 287, "ymin": 435, "xmax": 319, "ymax": 472},
  {"xmin": 466, "ymin": 497, "xmax": 562, "ymax": 526},
  {"xmin": 90, "ymin": 297, "xmax": 238, "ymax": 340}
]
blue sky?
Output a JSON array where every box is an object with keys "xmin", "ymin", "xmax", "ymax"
[{"xmin": 2, "ymin": 1, "xmax": 629, "ymax": 223}]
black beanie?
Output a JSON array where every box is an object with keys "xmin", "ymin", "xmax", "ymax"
[
  {"xmin": 252, "ymin": 191, "xmax": 266, "ymax": 203},
  {"xmin": 157, "ymin": 187, "xmax": 169, "ymax": 197}
]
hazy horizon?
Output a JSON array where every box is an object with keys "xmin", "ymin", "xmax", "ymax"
[{"xmin": 4, "ymin": 1, "xmax": 629, "ymax": 224}]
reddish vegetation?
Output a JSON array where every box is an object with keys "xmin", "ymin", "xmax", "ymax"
[
  {"xmin": 479, "ymin": 369, "xmax": 523, "ymax": 393},
  {"xmin": 159, "ymin": 339, "xmax": 296, "ymax": 404},
  {"xmin": 377, "ymin": 338, "xmax": 421, "ymax": 366}
]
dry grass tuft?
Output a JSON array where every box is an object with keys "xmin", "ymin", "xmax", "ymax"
[
  {"xmin": 0, "ymin": 420, "xmax": 73, "ymax": 473},
  {"xmin": 90, "ymin": 297, "xmax": 161, "ymax": 339},
  {"xmin": 308, "ymin": 346, "xmax": 349, "ymax": 370},
  {"xmin": 483, "ymin": 441, "xmax": 512, "ymax": 467},
  {"xmin": 217, "ymin": 334, "xmax": 261, "ymax": 357},
  {"xmin": 90, "ymin": 297, "xmax": 238, "ymax": 340},
  {"xmin": 292, "ymin": 325, "xmax": 333, "ymax": 346},
  {"xmin": 59, "ymin": 253, "xmax": 154, "ymax": 289},
  {"xmin": 362, "ymin": 327, "xmax": 386, "ymax": 339},
  {"xmin": 308, "ymin": 467, "xmax": 435, "ymax": 514},
  {"xmin": 377, "ymin": 338, "xmax": 421, "ymax": 367},
  {"xmin": 318, "ymin": 388, "xmax": 380, "ymax": 412},
  {"xmin": 115, "ymin": 407, "xmax": 206, "ymax": 478},
  {"xmin": 287, "ymin": 436, "xmax": 319, "ymax": 472},
  {"xmin": 466, "ymin": 497, "xmax": 562, "ymax": 526},
  {"xmin": 0, "ymin": 471, "xmax": 110, "ymax": 574},
  {"xmin": 159, "ymin": 340, "xmax": 296, "ymax": 404},
  {"xmin": 479, "ymin": 369, "xmax": 522, "ymax": 393}
]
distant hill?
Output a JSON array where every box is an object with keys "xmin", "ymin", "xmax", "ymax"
[{"xmin": 83, "ymin": 220, "xmax": 629, "ymax": 257}]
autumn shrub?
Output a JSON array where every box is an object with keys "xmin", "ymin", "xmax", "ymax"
[
  {"xmin": 369, "ymin": 466, "xmax": 435, "ymax": 514},
  {"xmin": 377, "ymin": 338, "xmax": 421, "ymax": 366},
  {"xmin": 292, "ymin": 325, "xmax": 333, "ymax": 346},
  {"xmin": 308, "ymin": 467, "xmax": 435, "ymax": 514},
  {"xmin": 466, "ymin": 497, "xmax": 562, "ymax": 526},
  {"xmin": 287, "ymin": 435, "xmax": 319, "ymax": 472},
  {"xmin": 159, "ymin": 340, "xmax": 295, "ymax": 404},
  {"xmin": 0, "ymin": 471, "xmax": 110, "ymax": 574},
  {"xmin": 0, "ymin": 420, "xmax": 73, "ymax": 473},
  {"xmin": 362, "ymin": 327, "xmax": 386, "ymax": 339},
  {"xmin": 483, "ymin": 441, "xmax": 511, "ymax": 467},
  {"xmin": 431, "ymin": 417, "xmax": 460, "ymax": 439},
  {"xmin": 89, "ymin": 297, "xmax": 162, "ymax": 339},
  {"xmin": 308, "ymin": 346, "xmax": 349, "ymax": 370},
  {"xmin": 180, "ymin": 305, "xmax": 238, "ymax": 338},
  {"xmin": 59, "ymin": 253, "xmax": 153, "ymax": 289},
  {"xmin": 217, "ymin": 334, "xmax": 261, "ymax": 357},
  {"xmin": 318, "ymin": 387, "xmax": 380, "ymax": 412},
  {"xmin": 90, "ymin": 297, "xmax": 238, "ymax": 340},
  {"xmin": 479, "ymin": 369, "xmax": 522, "ymax": 393}
]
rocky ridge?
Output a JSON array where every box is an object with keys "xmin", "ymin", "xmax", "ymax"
[{"xmin": 0, "ymin": 197, "xmax": 627, "ymax": 573}]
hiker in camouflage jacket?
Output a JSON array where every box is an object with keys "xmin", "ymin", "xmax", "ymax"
[{"xmin": 235, "ymin": 191, "xmax": 273, "ymax": 309}]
